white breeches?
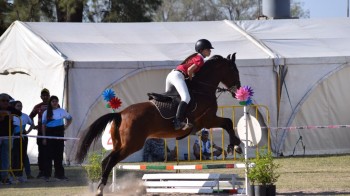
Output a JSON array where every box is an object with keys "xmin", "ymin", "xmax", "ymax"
[{"xmin": 165, "ymin": 70, "xmax": 191, "ymax": 104}]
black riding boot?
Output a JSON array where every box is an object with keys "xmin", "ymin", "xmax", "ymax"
[{"xmin": 174, "ymin": 101, "xmax": 193, "ymax": 130}]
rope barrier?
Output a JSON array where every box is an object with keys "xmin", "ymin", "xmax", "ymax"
[
  {"xmin": 255, "ymin": 124, "xmax": 350, "ymax": 130},
  {"xmin": 0, "ymin": 135, "xmax": 79, "ymax": 140},
  {"xmin": 203, "ymin": 124, "xmax": 350, "ymax": 132}
]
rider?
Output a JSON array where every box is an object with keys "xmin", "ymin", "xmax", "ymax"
[{"xmin": 165, "ymin": 39, "xmax": 214, "ymax": 130}]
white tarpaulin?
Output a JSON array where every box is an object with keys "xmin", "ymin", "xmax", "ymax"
[{"xmin": 1, "ymin": 18, "xmax": 350, "ymax": 163}]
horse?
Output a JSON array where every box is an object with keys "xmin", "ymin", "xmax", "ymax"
[{"xmin": 75, "ymin": 53, "xmax": 242, "ymax": 196}]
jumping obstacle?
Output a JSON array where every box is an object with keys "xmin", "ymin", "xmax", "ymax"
[
  {"xmin": 115, "ymin": 163, "xmax": 247, "ymax": 170},
  {"xmin": 113, "ymin": 163, "xmax": 251, "ymax": 194},
  {"xmin": 142, "ymin": 173, "xmax": 242, "ymax": 194}
]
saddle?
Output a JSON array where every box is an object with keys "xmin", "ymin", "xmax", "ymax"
[
  {"xmin": 147, "ymin": 92, "xmax": 181, "ymax": 119},
  {"xmin": 147, "ymin": 87, "xmax": 196, "ymax": 120}
]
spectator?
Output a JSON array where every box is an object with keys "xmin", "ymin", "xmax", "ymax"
[
  {"xmin": 0, "ymin": 93, "xmax": 21, "ymax": 184},
  {"xmin": 29, "ymin": 88, "xmax": 50, "ymax": 178},
  {"xmin": 42, "ymin": 95, "xmax": 72, "ymax": 181},
  {"xmin": 193, "ymin": 129, "xmax": 227, "ymax": 160},
  {"xmin": 143, "ymin": 138, "xmax": 175, "ymax": 162},
  {"xmin": 12, "ymin": 100, "xmax": 35, "ymax": 182}
]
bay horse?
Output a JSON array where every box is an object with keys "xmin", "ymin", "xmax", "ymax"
[{"xmin": 76, "ymin": 53, "xmax": 242, "ymax": 196}]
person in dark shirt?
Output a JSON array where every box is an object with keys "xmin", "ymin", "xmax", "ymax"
[
  {"xmin": 143, "ymin": 138, "xmax": 175, "ymax": 162},
  {"xmin": 0, "ymin": 93, "xmax": 21, "ymax": 184},
  {"xmin": 29, "ymin": 88, "xmax": 50, "ymax": 178}
]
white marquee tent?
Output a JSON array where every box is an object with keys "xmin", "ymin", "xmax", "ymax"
[{"xmin": 1, "ymin": 18, "xmax": 350, "ymax": 162}]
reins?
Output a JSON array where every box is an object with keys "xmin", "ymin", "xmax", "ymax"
[{"xmin": 191, "ymin": 80, "xmax": 237, "ymax": 99}]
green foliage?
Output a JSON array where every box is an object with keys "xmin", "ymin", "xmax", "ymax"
[
  {"xmin": 154, "ymin": 0, "xmax": 309, "ymax": 22},
  {"xmin": 0, "ymin": 1, "xmax": 11, "ymax": 35},
  {"xmin": 247, "ymin": 147, "xmax": 280, "ymax": 185},
  {"xmin": 291, "ymin": 0, "xmax": 310, "ymax": 18},
  {"xmin": 83, "ymin": 149, "xmax": 106, "ymax": 182},
  {"xmin": 103, "ymin": 0, "xmax": 162, "ymax": 22}
]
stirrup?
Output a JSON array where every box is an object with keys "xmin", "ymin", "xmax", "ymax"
[
  {"xmin": 174, "ymin": 118, "xmax": 193, "ymax": 131},
  {"xmin": 181, "ymin": 122, "xmax": 193, "ymax": 130},
  {"xmin": 174, "ymin": 119, "xmax": 185, "ymax": 130}
]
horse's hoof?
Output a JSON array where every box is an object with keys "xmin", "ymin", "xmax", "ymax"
[
  {"xmin": 96, "ymin": 183, "xmax": 104, "ymax": 196},
  {"xmin": 234, "ymin": 145, "xmax": 243, "ymax": 154}
]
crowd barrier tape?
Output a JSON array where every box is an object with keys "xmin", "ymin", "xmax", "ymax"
[
  {"xmin": 0, "ymin": 135, "xmax": 79, "ymax": 140},
  {"xmin": 258, "ymin": 124, "xmax": 350, "ymax": 130},
  {"xmin": 206, "ymin": 124, "xmax": 350, "ymax": 131}
]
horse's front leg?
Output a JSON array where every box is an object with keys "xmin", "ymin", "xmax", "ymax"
[{"xmin": 205, "ymin": 116, "xmax": 242, "ymax": 154}]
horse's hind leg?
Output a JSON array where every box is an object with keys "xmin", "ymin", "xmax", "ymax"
[
  {"xmin": 96, "ymin": 150, "xmax": 116, "ymax": 196},
  {"xmin": 96, "ymin": 145, "xmax": 144, "ymax": 196}
]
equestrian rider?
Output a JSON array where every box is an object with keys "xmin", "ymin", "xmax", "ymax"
[{"xmin": 165, "ymin": 39, "xmax": 214, "ymax": 130}]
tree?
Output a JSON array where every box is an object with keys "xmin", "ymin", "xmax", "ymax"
[
  {"xmin": 5, "ymin": 0, "xmax": 42, "ymax": 22},
  {"xmin": 102, "ymin": 0, "xmax": 162, "ymax": 22},
  {"xmin": 291, "ymin": 1, "xmax": 309, "ymax": 18},
  {"xmin": 153, "ymin": 0, "xmax": 180, "ymax": 22},
  {"xmin": 55, "ymin": 0, "xmax": 86, "ymax": 22},
  {"xmin": 219, "ymin": 0, "xmax": 259, "ymax": 20},
  {"xmin": 85, "ymin": 0, "xmax": 109, "ymax": 22},
  {"xmin": 154, "ymin": 0, "xmax": 225, "ymax": 22},
  {"xmin": 0, "ymin": 0, "xmax": 11, "ymax": 35},
  {"xmin": 39, "ymin": 0, "xmax": 87, "ymax": 22},
  {"xmin": 154, "ymin": 0, "xmax": 309, "ymax": 21}
]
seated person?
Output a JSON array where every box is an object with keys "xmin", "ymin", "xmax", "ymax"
[
  {"xmin": 143, "ymin": 138, "xmax": 175, "ymax": 162},
  {"xmin": 193, "ymin": 129, "xmax": 227, "ymax": 160}
]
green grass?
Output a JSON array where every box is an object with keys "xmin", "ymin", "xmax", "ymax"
[{"xmin": 1, "ymin": 155, "xmax": 350, "ymax": 195}]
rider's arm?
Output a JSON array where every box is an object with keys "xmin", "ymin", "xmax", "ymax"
[{"xmin": 187, "ymin": 64, "xmax": 198, "ymax": 80}]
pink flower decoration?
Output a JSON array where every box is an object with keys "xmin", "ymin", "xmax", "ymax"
[{"xmin": 235, "ymin": 86, "xmax": 254, "ymax": 102}]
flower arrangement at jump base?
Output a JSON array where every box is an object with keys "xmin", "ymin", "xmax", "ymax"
[
  {"xmin": 235, "ymin": 86, "xmax": 254, "ymax": 106},
  {"xmin": 102, "ymin": 88, "xmax": 122, "ymax": 112}
]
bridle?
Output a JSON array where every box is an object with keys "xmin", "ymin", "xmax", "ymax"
[
  {"xmin": 191, "ymin": 54, "xmax": 239, "ymax": 98},
  {"xmin": 192, "ymin": 80, "xmax": 238, "ymax": 99}
]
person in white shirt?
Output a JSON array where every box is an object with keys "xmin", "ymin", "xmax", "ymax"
[
  {"xmin": 193, "ymin": 129, "xmax": 227, "ymax": 160},
  {"xmin": 12, "ymin": 100, "xmax": 34, "ymax": 182},
  {"xmin": 41, "ymin": 96, "xmax": 72, "ymax": 181}
]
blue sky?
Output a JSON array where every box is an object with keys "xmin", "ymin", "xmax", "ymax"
[{"xmin": 298, "ymin": 0, "xmax": 349, "ymax": 18}]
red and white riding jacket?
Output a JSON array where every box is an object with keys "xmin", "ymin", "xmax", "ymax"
[{"xmin": 176, "ymin": 53, "xmax": 204, "ymax": 77}]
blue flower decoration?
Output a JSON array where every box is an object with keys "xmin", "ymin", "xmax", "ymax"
[
  {"xmin": 239, "ymin": 98, "xmax": 253, "ymax": 106},
  {"xmin": 245, "ymin": 98, "xmax": 253, "ymax": 105},
  {"xmin": 102, "ymin": 89, "xmax": 116, "ymax": 102}
]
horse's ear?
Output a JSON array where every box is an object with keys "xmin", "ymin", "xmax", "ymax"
[
  {"xmin": 232, "ymin": 53, "xmax": 236, "ymax": 62},
  {"xmin": 227, "ymin": 54, "xmax": 231, "ymax": 60}
]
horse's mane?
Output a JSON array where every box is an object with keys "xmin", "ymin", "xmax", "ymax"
[{"xmin": 194, "ymin": 55, "xmax": 225, "ymax": 79}]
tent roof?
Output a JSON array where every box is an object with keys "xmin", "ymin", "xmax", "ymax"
[{"xmin": 19, "ymin": 18, "xmax": 350, "ymax": 66}]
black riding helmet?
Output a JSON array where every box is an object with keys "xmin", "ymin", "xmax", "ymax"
[{"xmin": 195, "ymin": 39, "xmax": 214, "ymax": 53}]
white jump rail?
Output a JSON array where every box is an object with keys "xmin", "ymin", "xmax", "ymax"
[{"xmin": 142, "ymin": 173, "xmax": 240, "ymax": 194}]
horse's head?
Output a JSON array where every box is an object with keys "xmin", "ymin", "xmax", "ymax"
[
  {"xmin": 223, "ymin": 53, "xmax": 241, "ymax": 95},
  {"xmin": 192, "ymin": 53, "xmax": 241, "ymax": 96}
]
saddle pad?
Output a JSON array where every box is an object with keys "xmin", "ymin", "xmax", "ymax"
[{"xmin": 150, "ymin": 99, "xmax": 178, "ymax": 119}]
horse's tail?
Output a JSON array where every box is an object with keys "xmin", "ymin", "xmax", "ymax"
[{"xmin": 75, "ymin": 113, "xmax": 121, "ymax": 163}]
